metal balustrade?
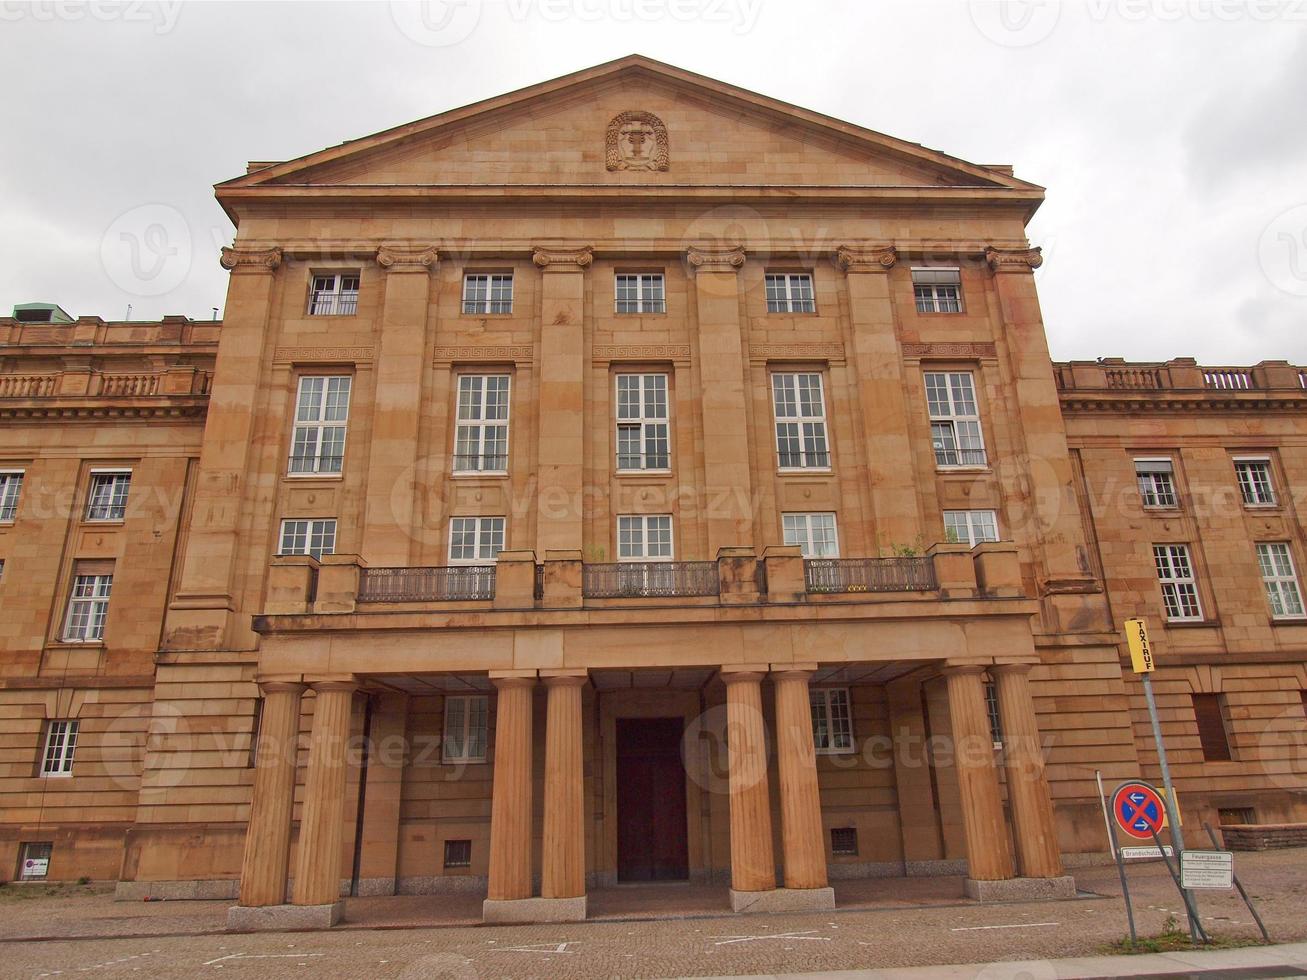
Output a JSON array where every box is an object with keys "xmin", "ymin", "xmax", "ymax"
[
  {"xmin": 804, "ymin": 557, "xmax": 937, "ymax": 594},
  {"xmin": 582, "ymin": 561, "xmax": 720, "ymax": 599},
  {"xmin": 1202, "ymin": 368, "xmax": 1255, "ymax": 390},
  {"xmin": 358, "ymin": 565, "xmax": 496, "ymax": 602}
]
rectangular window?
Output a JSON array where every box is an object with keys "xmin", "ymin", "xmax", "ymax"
[
  {"xmin": 782, "ymin": 513, "xmax": 839, "ymax": 558},
  {"xmin": 1153, "ymin": 544, "xmax": 1203, "ymax": 622},
  {"xmin": 912, "ymin": 267, "xmax": 963, "ymax": 313},
  {"xmin": 86, "ymin": 471, "xmax": 131, "ymax": 521},
  {"xmin": 0, "ymin": 470, "xmax": 23, "ymax": 522},
  {"xmin": 615, "ymin": 273, "xmax": 666, "ymax": 314},
  {"xmin": 462, "ymin": 272, "xmax": 513, "ymax": 315},
  {"xmin": 442, "ymin": 695, "xmax": 488, "ymax": 763},
  {"xmin": 41, "ymin": 720, "xmax": 78, "ymax": 776},
  {"xmin": 448, "ymin": 516, "xmax": 504, "ymax": 563},
  {"xmin": 443, "ymin": 839, "xmax": 472, "ymax": 868},
  {"xmin": 63, "ymin": 572, "xmax": 112, "ymax": 642},
  {"xmin": 765, "ymin": 272, "xmax": 815, "ymax": 313},
  {"xmin": 1135, "ymin": 458, "xmax": 1177, "ymax": 508},
  {"xmin": 830, "ymin": 828, "xmax": 858, "ymax": 856},
  {"xmin": 308, "ymin": 271, "xmax": 360, "ymax": 316},
  {"xmin": 1256, "ymin": 542, "xmax": 1305, "ymax": 620},
  {"xmin": 19, "ymin": 842, "xmax": 52, "ymax": 880},
  {"xmin": 278, "ymin": 518, "xmax": 337, "ymax": 560},
  {"xmin": 1234, "ymin": 458, "xmax": 1276, "ymax": 506},
  {"xmin": 984, "ymin": 680, "xmax": 1003, "ymax": 747},
  {"xmin": 943, "ymin": 510, "xmax": 1000, "ymax": 547},
  {"xmin": 809, "ymin": 688, "xmax": 853, "ymax": 754},
  {"xmin": 926, "ymin": 372, "xmax": 986, "ymax": 467},
  {"xmin": 289, "ymin": 376, "xmax": 351, "ymax": 475},
  {"xmin": 616, "ymin": 514, "xmax": 673, "ymax": 561},
  {"xmin": 454, "ymin": 375, "xmax": 510, "ymax": 473},
  {"xmin": 615, "ymin": 374, "xmax": 670, "ymax": 471},
  {"xmin": 772, "ymin": 373, "xmax": 830, "ymax": 469},
  {"xmin": 1192, "ymin": 693, "xmax": 1233, "ymax": 762}
]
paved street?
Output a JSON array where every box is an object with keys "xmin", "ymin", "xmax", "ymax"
[{"xmin": 3, "ymin": 851, "xmax": 1306, "ymax": 978}]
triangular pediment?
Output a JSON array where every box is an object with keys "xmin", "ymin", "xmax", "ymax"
[{"xmin": 219, "ymin": 56, "xmax": 1038, "ymax": 200}]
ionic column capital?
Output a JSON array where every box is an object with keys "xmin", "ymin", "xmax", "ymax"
[
  {"xmin": 833, "ymin": 244, "xmax": 897, "ymax": 274},
  {"xmin": 220, "ymin": 245, "xmax": 282, "ymax": 273},
  {"xmin": 532, "ymin": 246, "xmax": 593, "ymax": 270},
  {"xmin": 686, "ymin": 245, "xmax": 746, "ymax": 273},
  {"xmin": 985, "ymin": 246, "xmax": 1043, "ymax": 274},
  {"xmin": 376, "ymin": 243, "xmax": 439, "ymax": 273}
]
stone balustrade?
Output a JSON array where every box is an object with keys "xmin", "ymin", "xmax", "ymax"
[{"xmin": 1054, "ymin": 357, "xmax": 1307, "ymax": 393}]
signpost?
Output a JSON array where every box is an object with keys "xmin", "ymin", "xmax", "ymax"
[
  {"xmin": 1180, "ymin": 850, "xmax": 1234, "ymax": 889},
  {"xmin": 1112, "ymin": 781, "xmax": 1167, "ymax": 840}
]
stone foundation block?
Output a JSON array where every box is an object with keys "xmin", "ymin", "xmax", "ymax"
[
  {"xmin": 116, "ymin": 879, "xmax": 240, "ymax": 901},
  {"xmin": 729, "ymin": 886, "xmax": 836, "ymax": 914},
  {"xmin": 226, "ymin": 901, "xmax": 344, "ymax": 931},
  {"xmin": 482, "ymin": 896, "xmax": 587, "ymax": 924},
  {"xmin": 964, "ymin": 875, "xmax": 1077, "ymax": 902}
]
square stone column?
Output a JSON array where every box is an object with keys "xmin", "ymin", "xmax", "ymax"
[
  {"xmin": 771, "ymin": 668, "xmax": 835, "ymax": 908},
  {"xmin": 235, "ymin": 682, "xmax": 304, "ymax": 908}
]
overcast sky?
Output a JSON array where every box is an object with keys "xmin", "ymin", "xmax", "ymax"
[{"xmin": 2, "ymin": 0, "xmax": 1304, "ymax": 363}]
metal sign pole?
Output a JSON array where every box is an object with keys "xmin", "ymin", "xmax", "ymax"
[
  {"xmin": 1202, "ymin": 822, "xmax": 1270, "ymax": 942},
  {"xmin": 1097, "ymin": 769, "xmax": 1137, "ymax": 942}
]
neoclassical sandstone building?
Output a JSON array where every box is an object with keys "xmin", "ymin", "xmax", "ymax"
[{"xmin": 1, "ymin": 57, "xmax": 1304, "ymax": 926}]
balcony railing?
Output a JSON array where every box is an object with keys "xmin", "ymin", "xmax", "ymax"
[
  {"xmin": 804, "ymin": 557, "xmax": 938, "ymax": 595},
  {"xmin": 358, "ymin": 565, "xmax": 496, "ymax": 602},
  {"xmin": 582, "ymin": 561, "xmax": 720, "ymax": 599}
]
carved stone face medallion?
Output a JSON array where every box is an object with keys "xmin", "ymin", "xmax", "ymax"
[{"xmin": 606, "ymin": 111, "xmax": 669, "ymax": 172}]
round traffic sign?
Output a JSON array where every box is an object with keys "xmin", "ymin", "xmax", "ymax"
[{"xmin": 1112, "ymin": 780, "xmax": 1167, "ymax": 840}]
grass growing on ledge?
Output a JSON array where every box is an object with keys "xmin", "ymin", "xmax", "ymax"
[
  {"xmin": 1108, "ymin": 915, "xmax": 1269, "ymax": 955},
  {"xmin": 0, "ymin": 880, "xmax": 112, "ymax": 901}
]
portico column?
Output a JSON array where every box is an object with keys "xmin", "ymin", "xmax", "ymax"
[
  {"xmin": 943, "ymin": 665, "xmax": 1014, "ymax": 885},
  {"xmin": 541, "ymin": 672, "xmax": 587, "ymax": 915},
  {"xmin": 237, "ymin": 681, "xmax": 304, "ymax": 907},
  {"xmin": 291, "ymin": 681, "xmax": 357, "ymax": 913},
  {"xmin": 992, "ymin": 664, "xmax": 1064, "ymax": 878},
  {"xmin": 771, "ymin": 669, "xmax": 830, "ymax": 894},
  {"xmin": 722, "ymin": 670, "xmax": 775, "ymax": 900},
  {"xmin": 485, "ymin": 675, "xmax": 536, "ymax": 905}
]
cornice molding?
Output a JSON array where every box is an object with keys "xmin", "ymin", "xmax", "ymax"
[
  {"xmin": 219, "ymin": 246, "xmax": 282, "ymax": 273},
  {"xmin": 375, "ymin": 244, "xmax": 439, "ymax": 272},
  {"xmin": 985, "ymin": 246, "xmax": 1042, "ymax": 274},
  {"xmin": 686, "ymin": 245, "xmax": 746, "ymax": 272},
  {"xmin": 532, "ymin": 246, "xmax": 593, "ymax": 270},
  {"xmin": 1059, "ymin": 393, "xmax": 1307, "ymax": 414},
  {"xmin": 0, "ymin": 402, "xmax": 208, "ymax": 422},
  {"xmin": 833, "ymin": 244, "xmax": 897, "ymax": 273}
]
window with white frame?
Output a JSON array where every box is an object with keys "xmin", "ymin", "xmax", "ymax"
[
  {"xmin": 448, "ymin": 516, "xmax": 504, "ymax": 563},
  {"xmin": 41, "ymin": 720, "xmax": 78, "ymax": 777},
  {"xmin": 454, "ymin": 375, "xmax": 510, "ymax": 473},
  {"xmin": 912, "ymin": 268, "xmax": 963, "ymax": 313},
  {"xmin": 1256, "ymin": 542, "xmax": 1305, "ymax": 620},
  {"xmin": 278, "ymin": 519, "xmax": 337, "ymax": 560},
  {"xmin": 462, "ymin": 272, "xmax": 513, "ymax": 315},
  {"xmin": 765, "ymin": 273, "xmax": 815, "ymax": 313},
  {"xmin": 1234, "ymin": 458, "xmax": 1276, "ymax": 506},
  {"xmin": 289, "ymin": 376, "xmax": 351, "ymax": 475},
  {"xmin": 782, "ymin": 513, "xmax": 839, "ymax": 558},
  {"xmin": 616, "ymin": 374, "xmax": 670, "ymax": 471},
  {"xmin": 809, "ymin": 688, "xmax": 853, "ymax": 754},
  {"xmin": 63, "ymin": 571, "xmax": 112, "ymax": 641},
  {"xmin": 615, "ymin": 273, "xmax": 665, "ymax": 314},
  {"xmin": 1135, "ymin": 458, "xmax": 1178, "ymax": 508},
  {"xmin": 308, "ymin": 272, "xmax": 360, "ymax": 316},
  {"xmin": 86, "ymin": 471, "xmax": 131, "ymax": 521},
  {"xmin": 0, "ymin": 470, "xmax": 23, "ymax": 522},
  {"xmin": 925, "ymin": 372, "xmax": 986, "ymax": 467},
  {"xmin": 1153, "ymin": 544, "xmax": 1203, "ymax": 622},
  {"xmin": 442, "ymin": 694, "xmax": 488, "ymax": 763},
  {"xmin": 943, "ymin": 510, "xmax": 999, "ymax": 547},
  {"xmin": 772, "ymin": 373, "xmax": 830, "ymax": 469},
  {"xmin": 617, "ymin": 515, "xmax": 673, "ymax": 560}
]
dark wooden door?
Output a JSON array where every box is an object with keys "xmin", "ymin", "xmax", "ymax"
[{"xmin": 616, "ymin": 717, "xmax": 689, "ymax": 881}]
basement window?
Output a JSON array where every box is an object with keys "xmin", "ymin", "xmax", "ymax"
[
  {"xmin": 443, "ymin": 839, "xmax": 472, "ymax": 869},
  {"xmin": 19, "ymin": 842, "xmax": 52, "ymax": 880},
  {"xmin": 830, "ymin": 828, "xmax": 858, "ymax": 856}
]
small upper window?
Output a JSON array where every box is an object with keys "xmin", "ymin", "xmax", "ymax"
[
  {"xmin": 1234, "ymin": 458, "xmax": 1276, "ymax": 507},
  {"xmin": 41, "ymin": 720, "xmax": 79, "ymax": 777},
  {"xmin": 0, "ymin": 470, "xmax": 24, "ymax": 522},
  {"xmin": 63, "ymin": 571, "xmax": 113, "ymax": 642},
  {"xmin": 765, "ymin": 273, "xmax": 815, "ymax": 313},
  {"xmin": 1135, "ymin": 458, "xmax": 1177, "ymax": 509},
  {"xmin": 926, "ymin": 372, "xmax": 986, "ymax": 467},
  {"xmin": 912, "ymin": 268, "xmax": 963, "ymax": 314},
  {"xmin": 944, "ymin": 510, "xmax": 999, "ymax": 547},
  {"xmin": 449, "ymin": 516, "xmax": 505, "ymax": 564},
  {"xmin": 463, "ymin": 273, "xmax": 513, "ymax": 315},
  {"xmin": 86, "ymin": 471, "xmax": 131, "ymax": 522},
  {"xmin": 615, "ymin": 273, "xmax": 665, "ymax": 314},
  {"xmin": 617, "ymin": 515, "xmax": 673, "ymax": 561},
  {"xmin": 308, "ymin": 272, "xmax": 360, "ymax": 316},
  {"xmin": 1154, "ymin": 544, "xmax": 1202, "ymax": 622},
  {"xmin": 279, "ymin": 518, "xmax": 337, "ymax": 560}
]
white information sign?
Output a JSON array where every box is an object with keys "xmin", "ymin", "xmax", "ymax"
[
  {"xmin": 22, "ymin": 857, "xmax": 48, "ymax": 878},
  {"xmin": 1180, "ymin": 849, "xmax": 1233, "ymax": 889},
  {"xmin": 1120, "ymin": 845, "xmax": 1173, "ymax": 860}
]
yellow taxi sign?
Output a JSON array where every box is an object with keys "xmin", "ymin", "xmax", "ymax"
[{"xmin": 1124, "ymin": 618, "xmax": 1155, "ymax": 674}]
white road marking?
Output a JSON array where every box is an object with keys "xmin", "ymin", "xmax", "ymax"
[
  {"xmin": 37, "ymin": 950, "xmax": 162, "ymax": 977},
  {"xmin": 203, "ymin": 953, "xmax": 326, "ymax": 966},
  {"xmin": 496, "ymin": 942, "xmax": 577, "ymax": 954},
  {"xmin": 711, "ymin": 929, "xmax": 831, "ymax": 946},
  {"xmin": 950, "ymin": 922, "xmax": 1060, "ymax": 932}
]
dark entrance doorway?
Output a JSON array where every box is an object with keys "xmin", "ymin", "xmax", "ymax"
[{"xmin": 616, "ymin": 717, "xmax": 689, "ymax": 881}]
